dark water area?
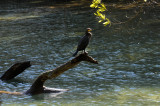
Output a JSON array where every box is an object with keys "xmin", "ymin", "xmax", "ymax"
[{"xmin": 0, "ymin": 1, "xmax": 160, "ymax": 105}]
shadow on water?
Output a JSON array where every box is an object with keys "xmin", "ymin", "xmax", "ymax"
[{"xmin": 0, "ymin": 0, "xmax": 160, "ymax": 105}]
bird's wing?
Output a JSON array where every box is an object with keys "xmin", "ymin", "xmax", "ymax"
[{"xmin": 77, "ymin": 35, "xmax": 89, "ymax": 50}]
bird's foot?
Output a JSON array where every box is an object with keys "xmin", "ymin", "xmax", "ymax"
[{"xmin": 84, "ymin": 51, "xmax": 88, "ymax": 55}]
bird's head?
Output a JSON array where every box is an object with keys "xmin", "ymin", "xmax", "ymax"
[{"xmin": 86, "ymin": 28, "xmax": 92, "ymax": 32}]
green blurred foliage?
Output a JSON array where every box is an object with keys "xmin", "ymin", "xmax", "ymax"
[
  {"xmin": 90, "ymin": 0, "xmax": 148, "ymax": 26},
  {"xmin": 90, "ymin": 0, "xmax": 111, "ymax": 26}
]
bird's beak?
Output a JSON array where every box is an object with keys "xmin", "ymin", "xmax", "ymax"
[{"xmin": 88, "ymin": 29, "xmax": 92, "ymax": 32}]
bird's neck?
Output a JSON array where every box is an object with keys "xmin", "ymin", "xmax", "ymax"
[{"xmin": 86, "ymin": 32, "xmax": 92, "ymax": 37}]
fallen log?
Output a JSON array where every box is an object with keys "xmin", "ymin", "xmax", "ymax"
[
  {"xmin": 0, "ymin": 53, "xmax": 98, "ymax": 95},
  {"xmin": 0, "ymin": 61, "xmax": 31, "ymax": 81},
  {"xmin": 25, "ymin": 53, "xmax": 98, "ymax": 95}
]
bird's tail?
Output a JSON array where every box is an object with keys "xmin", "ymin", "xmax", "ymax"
[{"xmin": 72, "ymin": 50, "xmax": 78, "ymax": 56}]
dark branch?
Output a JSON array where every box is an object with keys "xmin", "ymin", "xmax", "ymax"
[
  {"xmin": 25, "ymin": 53, "xmax": 98, "ymax": 95},
  {"xmin": 0, "ymin": 61, "xmax": 31, "ymax": 81}
]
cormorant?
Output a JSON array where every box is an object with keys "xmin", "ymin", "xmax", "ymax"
[{"xmin": 73, "ymin": 28, "xmax": 92, "ymax": 56}]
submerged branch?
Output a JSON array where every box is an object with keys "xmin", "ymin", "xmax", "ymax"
[
  {"xmin": 0, "ymin": 61, "xmax": 31, "ymax": 81},
  {"xmin": 0, "ymin": 91, "xmax": 22, "ymax": 95}
]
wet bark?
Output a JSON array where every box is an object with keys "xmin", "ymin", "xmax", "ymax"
[
  {"xmin": 25, "ymin": 53, "xmax": 98, "ymax": 95},
  {"xmin": 0, "ymin": 61, "xmax": 31, "ymax": 81}
]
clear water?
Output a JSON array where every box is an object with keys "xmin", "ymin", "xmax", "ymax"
[{"xmin": 0, "ymin": 1, "xmax": 160, "ymax": 105}]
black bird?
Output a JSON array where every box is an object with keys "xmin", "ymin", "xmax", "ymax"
[{"xmin": 73, "ymin": 28, "xmax": 92, "ymax": 56}]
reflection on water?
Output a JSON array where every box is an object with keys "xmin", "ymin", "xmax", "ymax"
[{"xmin": 0, "ymin": 1, "xmax": 160, "ymax": 105}]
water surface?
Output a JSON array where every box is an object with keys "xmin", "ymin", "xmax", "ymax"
[{"xmin": 0, "ymin": 1, "xmax": 160, "ymax": 105}]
